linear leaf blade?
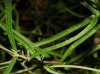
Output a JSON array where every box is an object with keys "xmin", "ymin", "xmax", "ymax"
[
  {"xmin": 4, "ymin": 0, "xmax": 17, "ymax": 51},
  {"xmin": 4, "ymin": 57, "xmax": 17, "ymax": 74}
]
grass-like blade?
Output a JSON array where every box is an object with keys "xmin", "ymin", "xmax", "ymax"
[
  {"xmin": 0, "ymin": 61, "xmax": 10, "ymax": 67},
  {"xmin": 4, "ymin": 57, "xmax": 17, "ymax": 74},
  {"xmin": 0, "ymin": 44, "xmax": 27, "ymax": 60},
  {"xmin": 43, "ymin": 65, "xmax": 64, "ymax": 74},
  {"xmin": 10, "ymin": 65, "xmax": 37, "ymax": 74},
  {"xmin": 66, "ymin": 44, "xmax": 100, "ymax": 64},
  {"xmin": 81, "ymin": 2, "xmax": 99, "ymax": 16},
  {"xmin": 58, "ymin": 6, "xmax": 85, "ymax": 18},
  {"xmin": 0, "ymin": 15, "xmax": 96, "ymax": 61},
  {"xmin": 4, "ymin": 0, "xmax": 17, "ymax": 51},
  {"xmin": 61, "ymin": 17, "xmax": 99, "ymax": 62},
  {"xmin": 0, "ymin": 44, "xmax": 16, "ymax": 57},
  {"xmin": 0, "ymin": 15, "xmax": 95, "ymax": 61},
  {"xmin": 35, "ymin": 15, "xmax": 94, "ymax": 47},
  {"xmin": 0, "ymin": 66, "xmax": 8, "ymax": 70},
  {"xmin": 51, "ymin": 65, "xmax": 100, "ymax": 72},
  {"xmin": 0, "ymin": 22, "xmax": 43, "ymax": 61},
  {"xmin": 30, "ymin": 15, "xmax": 97, "ymax": 59}
]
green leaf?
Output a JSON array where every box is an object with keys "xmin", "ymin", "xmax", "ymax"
[
  {"xmin": 35, "ymin": 15, "xmax": 94, "ymax": 47},
  {"xmin": 4, "ymin": 57, "xmax": 17, "ymax": 74},
  {"xmin": 30, "ymin": 15, "xmax": 97, "ymax": 59},
  {"xmin": 61, "ymin": 16, "xmax": 99, "ymax": 61},
  {"xmin": 4, "ymin": 0, "xmax": 17, "ymax": 51},
  {"xmin": 10, "ymin": 65, "xmax": 37, "ymax": 74},
  {"xmin": 0, "ymin": 44, "xmax": 15, "ymax": 57},
  {"xmin": 51, "ymin": 65, "xmax": 100, "ymax": 72},
  {"xmin": 66, "ymin": 44, "xmax": 100, "ymax": 64},
  {"xmin": 81, "ymin": 2, "xmax": 99, "ymax": 16},
  {"xmin": 0, "ymin": 22, "xmax": 43, "ymax": 61},
  {"xmin": 58, "ymin": 6, "xmax": 85, "ymax": 18},
  {"xmin": 0, "ymin": 61, "xmax": 10, "ymax": 67},
  {"xmin": 0, "ymin": 15, "xmax": 94, "ymax": 61},
  {"xmin": 43, "ymin": 65, "xmax": 64, "ymax": 74}
]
